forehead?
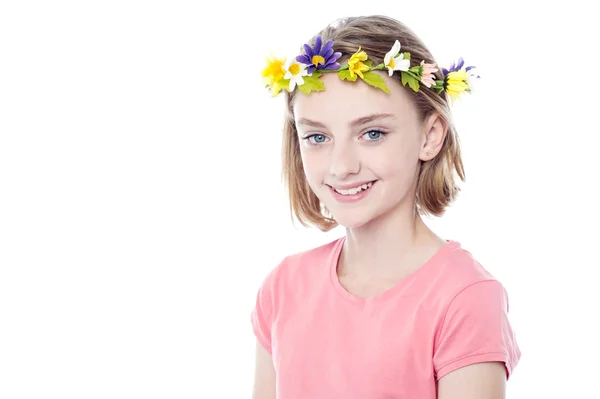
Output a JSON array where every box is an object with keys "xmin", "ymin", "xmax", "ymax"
[{"xmin": 292, "ymin": 72, "xmax": 418, "ymax": 127}]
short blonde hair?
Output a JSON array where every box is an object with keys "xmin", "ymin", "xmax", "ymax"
[{"xmin": 281, "ymin": 15, "xmax": 466, "ymax": 232}]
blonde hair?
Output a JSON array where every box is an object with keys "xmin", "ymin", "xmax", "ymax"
[{"xmin": 282, "ymin": 15, "xmax": 466, "ymax": 232}]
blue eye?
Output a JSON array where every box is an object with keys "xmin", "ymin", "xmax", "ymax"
[
  {"xmin": 363, "ymin": 130, "xmax": 385, "ymax": 141},
  {"xmin": 306, "ymin": 134, "xmax": 328, "ymax": 144}
]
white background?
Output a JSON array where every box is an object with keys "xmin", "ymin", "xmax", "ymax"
[{"xmin": 1, "ymin": 1, "xmax": 598, "ymax": 398}]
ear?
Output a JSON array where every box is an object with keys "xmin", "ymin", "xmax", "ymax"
[{"xmin": 419, "ymin": 112, "xmax": 447, "ymax": 161}]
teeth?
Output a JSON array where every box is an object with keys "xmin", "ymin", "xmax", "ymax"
[{"xmin": 334, "ymin": 182, "xmax": 373, "ymax": 195}]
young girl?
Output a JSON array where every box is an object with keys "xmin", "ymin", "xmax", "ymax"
[{"xmin": 251, "ymin": 15, "xmax": 521, "ymax": 399}]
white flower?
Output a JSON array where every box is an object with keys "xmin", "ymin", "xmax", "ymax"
[
  {"xmin": 283, "ymin": 59, "xmax": 309, "ymax": 91},
  {"xmin": 466, "ymin": 67, "xmax": 480, "ymax": 93},
  {"xmin": 384, "ymin": 40, "xmax": 410, "ymax": 76}
]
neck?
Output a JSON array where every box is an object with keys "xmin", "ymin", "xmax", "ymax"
[{"xmin": 340, "ymin": 202, "xmax": 443, "ymax": 278}]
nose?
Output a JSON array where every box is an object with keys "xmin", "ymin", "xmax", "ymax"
[{"xmin": 329, "ymin": 141, "xmax": 360, "ymax": 179}]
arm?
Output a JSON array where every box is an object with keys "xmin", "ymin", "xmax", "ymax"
[
  {"xmin": 252, "ymin": 340, "xmax": 276, "ymax": 399},
  {"xmin": 438, "ymin": 361, "xmax": 506, "ymax": 399},
  {"xmin": 251, "ymin": 261, "xmax": 286, "ymax": 398}
]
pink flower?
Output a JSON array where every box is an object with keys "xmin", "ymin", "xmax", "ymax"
[{"xmin": 420, "ymin": 60, "xmax": 438, "ymax": 88}]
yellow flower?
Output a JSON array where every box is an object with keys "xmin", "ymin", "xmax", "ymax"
[
  {"xmin": 347, "ymin": 47, "xmax": 370, "ymax": 79},
  {"xmin": 445, "ymin": 70, "xmax": 469, "ymax": 102},
  {"xmin": 262, "ymin": 55, "xmax": 287, "ymax": 95}
]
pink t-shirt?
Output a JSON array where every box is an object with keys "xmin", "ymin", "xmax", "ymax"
[{"xmin": 251, "ymin": 237, "xmax": 521, "ymax": 398}]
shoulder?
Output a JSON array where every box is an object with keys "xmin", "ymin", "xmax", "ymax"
[
  {"xmin": 418, "ymin": 240, "xmax": 513, "ymax": 315},
  {"xmin": 432, "ymin": 240, "xmax": 504, "ymax": 295}
]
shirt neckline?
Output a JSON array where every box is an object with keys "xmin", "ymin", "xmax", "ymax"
[{"xmin": 328, "ymin": 236, "xmax": 459, "ymax": 304}]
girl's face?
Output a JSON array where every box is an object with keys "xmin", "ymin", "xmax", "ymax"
[{"xmin": 293, "ymin": 72, "xmax": 435, "ymax": 229}]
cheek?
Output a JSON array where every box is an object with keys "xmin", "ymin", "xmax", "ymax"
[
  {"xmin": 299, "ymin": 147, "xmax": 324, "ymax": 184},
  {"xmin": 370, "ymin": 145, "xmax": 416, "ymax": 179},
  {"xmin": 372, "ymin": 160, "xmax": 407, "ymax": 182}
]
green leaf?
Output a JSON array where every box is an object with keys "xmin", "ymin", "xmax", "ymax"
[
  {"xmin": 401, "ymin": 71, "xmax": 409, "ymax": 87},
  {"xmin": 298, "ymin": 74, "xmax": 325, "ymax": 94},
  {"xmin": 431, "ymin": 80, "xmax": 445, "ymax": 94},
  {"xmin": 404, "ymin": 69, "xmax": 419, "ymax": 80},
  {"xmin": 409, "ymin": 65, "xmax": 422, "ymax": 76},
  {"xmin": 431, "ymin": 80, "xmax": 445, "ymax": 90},
  {"xmin": 403, "ymin": 52, "xmax": 411, "ymax": 60},
  {"xmin": 400, "ymin": 72, "xmax": 420, "ymax": 92},
  {"xmin": 338, "ymin": 69, "xmax": 357, "ymax": 81},
  {"xmin": 364, "ymin": 60, "xmax": 373, "ymax": 68},
  {"xmin": 362, "ymin": 71, "xmax": 390, "ymax": 93},
  {"xmin": 408, "ymin": 76, "xmax": 420, "ymax": 92}
]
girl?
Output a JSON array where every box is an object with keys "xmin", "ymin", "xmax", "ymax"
[{"xmin": 252, "ymin": 15, "xmax": 521, "ymax": 399}]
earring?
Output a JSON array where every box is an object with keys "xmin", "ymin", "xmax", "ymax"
[{"xmin": 426, "ymin": 152, "xmax": 431, "ymax": 156}]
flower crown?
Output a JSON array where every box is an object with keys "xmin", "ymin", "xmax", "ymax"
[{"xmin": 261, "ymin": 36, "xmax": 479, "ymax": 103}]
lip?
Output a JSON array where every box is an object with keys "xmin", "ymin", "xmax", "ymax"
[
  {"xmin": 328, "ymin": 180, "xmax": 376, "ymax": 203},
  {"xmin": 328, "ymin": 180, "xmax": 376, "ymax": 190}
]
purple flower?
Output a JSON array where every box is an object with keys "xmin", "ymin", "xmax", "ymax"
[
  {"xmin": 296, "ymin": 36, "xmax": 342, "ymax": 74},
  {"xmin": 441, "ymin": 57, "xmax": 476, "ymax": 76}
]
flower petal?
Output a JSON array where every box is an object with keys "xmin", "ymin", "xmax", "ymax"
[
  {"xmin": 303, "ymin": 44, "xmax": 314, "ymax": 58},
  {"xmin": 457, "ymin": 57, "xmax": 464, "ymax": 70},
  {"xmin": 395, "ymin": 57, "xmax": 410, "ymax": 71},
  {"xmin": 296, "ymin": 54, "xmax": 311, "ymax": 64},
  {"xmin": 314, "ymin": 36, "xmax": 322, "ymax": 55},
  {"xmin": 322, "ymin": 39, "xmax": 334, "ymax": 55},
  {"xmin": 322, "ymin": 61, "xmax": 340, "ymax": 70},
  {"xmin": 391, "ymin": 40, "xmax": 401, "ymax": 55},
  {"xmin": 384, "ymin": 41, "xmax": 400, "ymax": 66}
]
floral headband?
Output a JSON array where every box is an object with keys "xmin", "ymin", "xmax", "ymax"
[{"xmin": 261, "ymin": 36, "xmax": 479, "ymax": 103}]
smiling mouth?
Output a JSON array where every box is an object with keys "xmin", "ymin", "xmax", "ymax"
[{"xmin": 330, "ymin": 181, "xmax": 376, "ymax": 196}]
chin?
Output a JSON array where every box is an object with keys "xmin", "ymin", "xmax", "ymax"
[{"xmin": 327, "ymin": 209, "xmax": 378, "ymax": 229}]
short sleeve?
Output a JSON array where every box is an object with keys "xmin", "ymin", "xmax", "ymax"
[
  {"xmin": 433, "ymin": 279, "xmax": 521, "ymax": 380},
  {"xmin": 250, "ymin": 266, "xmax": 279, "ymax": 354}
]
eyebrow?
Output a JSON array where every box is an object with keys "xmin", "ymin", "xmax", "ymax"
[{"xmin": 296, "ymin": 113, "xmax": 395, "ymax": 129}]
